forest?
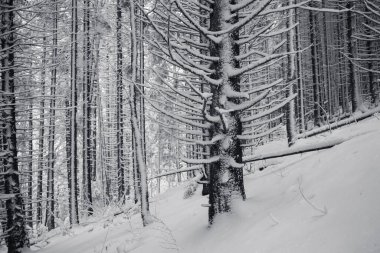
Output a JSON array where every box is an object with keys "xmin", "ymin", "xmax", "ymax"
[{"xmin": 1, "ymin": 0, "xmax": 380, "ymax": 252}]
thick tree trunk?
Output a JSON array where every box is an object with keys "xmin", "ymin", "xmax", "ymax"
[
  {"xmin": 0, "ymin": 0, "xmax": 29, "ymax": 251},
  {"xmin": 208, "ymin": 0, "xmax": 246, "ymax": 224}
]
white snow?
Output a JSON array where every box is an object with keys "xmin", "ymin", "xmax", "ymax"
[{"xmin": 28, "ymin": 117, "xmax": 380, "ymax": 253}]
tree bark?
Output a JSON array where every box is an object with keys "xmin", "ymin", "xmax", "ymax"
[
  {"xmin": 208, "ymin": 0, "xmax": 246, "ymax": 224},
  {"xmin": 286, "ymin": 0, "xmax": 297, "ymax": 146},
  {"xmin": 116, "ymin": 0, "xmax": 125, "ymax": 203},
  {"xmin": 68, "ymin": 0, "xmax": 79, "ymax": 226},
  {"xmin": 45, "ymin": 0, "xmax": 58, "ymax": 230},
  {"xmin": 1, "ymin": 0, "xmax": 29, "ymax": 251},
  {"xmin": 346, "ymin": 1, "xmax": 363, "ymax": 112}
]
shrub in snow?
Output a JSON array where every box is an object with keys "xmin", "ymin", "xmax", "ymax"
[{"xmin": 183, "ymin": 174, "xmax": 202, "ymax": 199}]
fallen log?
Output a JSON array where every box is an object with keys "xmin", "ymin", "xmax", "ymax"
[
  {"xmin": 242, "ymin": 138, "xmax": 345, "ymax": 163},
  {"xmin": 148, "ymin": 165, "xmax": 203, "ymax": 180},
  {"xmin": 298, "ymin": 107, "xmax": 380, "ymax": 139}
]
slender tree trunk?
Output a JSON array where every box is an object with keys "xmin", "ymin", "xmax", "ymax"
[
  {"xmin": 286, "ymin": 0, "xmax": 297, "ymax": 146},
  {"xmin": 90, "ymin": 2, "xmax": 101, "ymax": 181},
  {"xmin": 364, "ymin": 6, "xmax": 377, "ymax": 104},
  {"xmin": 116, "ymin": 0, "xmax": 125, "ymax": 203},
  {"xmin": 346, "ymin": 1, "xmax": 363, "ymax": 112},
  {"xmin": 309, "ymin": 9, "xmax": 321, "ymax": 126},
  {"xmin": 129, "ymin": 0, "xmax": 152, "ymax": 226},
  {"xmin": 295, "ymin": 4, "xmax": 305, "ymax": 132},
  {"xmin": 157, "ymin": 126, "xmax": 161, "ymax": 194},
  {"xmin": 321, "ymin": 0, "xmax": 332, "ymax": 117},
  {"xmin": 45, "ymin": 1, "xmax": 58, "ymax": 230},
  {"xmin": 37, "ymin": 34, "xmax": 47, "ymax": 226},
  {"xmin": 68, "ymin": 0, "xmax": 79, "ymax": 226},
  {"xmin": 83, "ymin": 0, "xmax": 93, "ymax": 215},
  {"xmin": 27, "ymin": 102, "xmax": 33, "ymax": 229}
]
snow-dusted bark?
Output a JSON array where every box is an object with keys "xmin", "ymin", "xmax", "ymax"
[
  {"xmin": 82, "ymin": 0, "xmax": 94, "ymax": 215},
  {"xmin": 308, "ymin": 7, "xmax": 322, "ymax": 127},
  {"xmin": 45, "ymin": 0, "xmax": 58, "ymax": 230},
  {"xmin": 0, "ymin": 0, "xmax": 29, "ymax": 251},
  {"xmin": 346, "ymin": 1, "xmax": 365, "ymax": 113},
  {"xmin": 285, "ymin": 0, "xmax": 297, "ymax": 147},
  {"xmin": 68, "ymin": 0, "xmax": 79, "ymax": 226},
  {"xmin": 129, "ymin": 0, "xmax": 153, "ymax": 226},
  {"xmin": 116, "ymin": 0, "xmax": 126, "ymax": 204},
  {"xmin": 207, "ymin": 0, "xmax": 246, "ymax": 223},
  {"xmin": 139, "ymin": 0, "xmax": 298, "ymax": 224},
  {"xmin": 37, "ymin": 33, "xmax": 47, "ymax": 225}
]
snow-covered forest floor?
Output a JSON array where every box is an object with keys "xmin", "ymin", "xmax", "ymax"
[{"xmin": 27, "ymin": 116, "xmax": 380, "ymax": 253}]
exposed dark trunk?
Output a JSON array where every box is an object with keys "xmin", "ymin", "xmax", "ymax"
[
  {"xmin": 116, "ymin": 0, "xmax": 125, "ymax": 203},
  {"xmin": 68, "ymin": 0, "xmax": 79, "ymax": 226},
  {"xmin": 346, "ymin": 2, "xmax": 362, "ymax": 112},
  {"xmin": 45, "ymin": 0, "xmax": 58, "ymax": 230},
  {"xmin": 83, "ymin": 0, "xmax": 93, "ymax": 215},
  {"xmin": 309, "ymin": 9, "xmax": 321, "ymax": 127},
  {"xmin": 37, "ymin": 34, "xmax": 46, "ymax": 225},
  {"xmin": 1, "ymin": 0, "xmax": 29, "ymax": 251}
]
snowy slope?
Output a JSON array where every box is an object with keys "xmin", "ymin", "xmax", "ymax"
[{"xmin": 29, "ymin": 117, "xmax": 380, "ymax": 253}]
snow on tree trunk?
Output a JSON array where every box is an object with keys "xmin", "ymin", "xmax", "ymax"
[
  {"xmin": 346, "ymin": 2, "xmax": 366, "ymax": 113},
  {"xmin": 1, "ymin": 0, "xmax": 29, "ymax": 251},
  {"xmin": 286, "ymin": 0, "xmax": 297, "ymax": 147},
  {"xmin": 129, "ymin": 0, "xmax": 153, "ymax": 226},
  {"xmin": 45, "ymin": 0, "xmax": 58, "ymax": 230},
  {"xmin": 208, "ymin": 0, "xmax": 246, "ymax": 224},
  {"xmin": 37, "ymin": 33, "xmax": 46, "ymax": 225},
  {"xmin": 116, "ymin": 0, "xmax": 126, "ymax": 203},
  {"xmin": 68, "ymin": 0, "xmax": 79, "ymax": 226}
]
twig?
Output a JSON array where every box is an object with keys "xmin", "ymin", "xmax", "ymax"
[
  {"xmin": 269, "ymin": 213, "xmax": 280, "ymax": 225},
  {"xmin": 298, "ymin": 178, "xmax": 327, "ymax": 215},
  {"xmin": 100, "ymin": 227, "xmax": 110, "ymax": 253}
]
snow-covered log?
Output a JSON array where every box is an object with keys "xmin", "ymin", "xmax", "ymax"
[
  {"xmin": 149, "ymin": 165, "xmax": 204, "ymax": 180},
  {"xmin": 242, "ymin": 138, "xmax": 346, "ymax": 163},
  {"xmin": 298, "ymin": 107, "xmax": 380, "ymax": 139}
]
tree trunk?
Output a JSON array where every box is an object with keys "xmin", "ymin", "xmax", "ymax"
[
  {"xmin": 116, "ymin": 0, "xmax": 125, "ymax": 203},
  {"xmin": 83, "ymin": 0, "xmax": 93, "ymax": 215},
  {"xmin": 37, "ymin": 34, "xmax": 46, "ymax": 226},
  {"xmin": 309, "ymin": 9, "xmax": 321, "ymax": 127},
  {"xmin": 68, "ymin": 0, "xmax": 79, "ymax": 226},
  {"xmin": 208, "ymin": 0, "xmax": 246, "ymax": 224},
  {"xmin": 27, "ymin": 102, "xmax": 33, "ymax": 229},
  {"xmin": 286, "ymin": 0, "xmax": 297, "ymax": 147},
  {"xmin": 1, "ymin": 0, "xmax": 29, "ymax": 251},
  {"xmin": 346, "ymin": 2, "xmax": 363, "ymax": 112},
  {"xmin": 129, "ymin": 0, "xmax": 152, "ymax": 226},
  {"xmin": 45, "ymin": 0, "xmax": 58, "ymax": 230}
]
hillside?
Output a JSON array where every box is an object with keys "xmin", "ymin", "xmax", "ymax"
[{"xmin": 29, "ymin": 117, "xmax": 380, "ymax": 253}]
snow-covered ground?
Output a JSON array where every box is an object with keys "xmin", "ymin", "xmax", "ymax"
[{"xmin": 27, "ymin": 117, "xmax": 380, "ymax": 253}]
